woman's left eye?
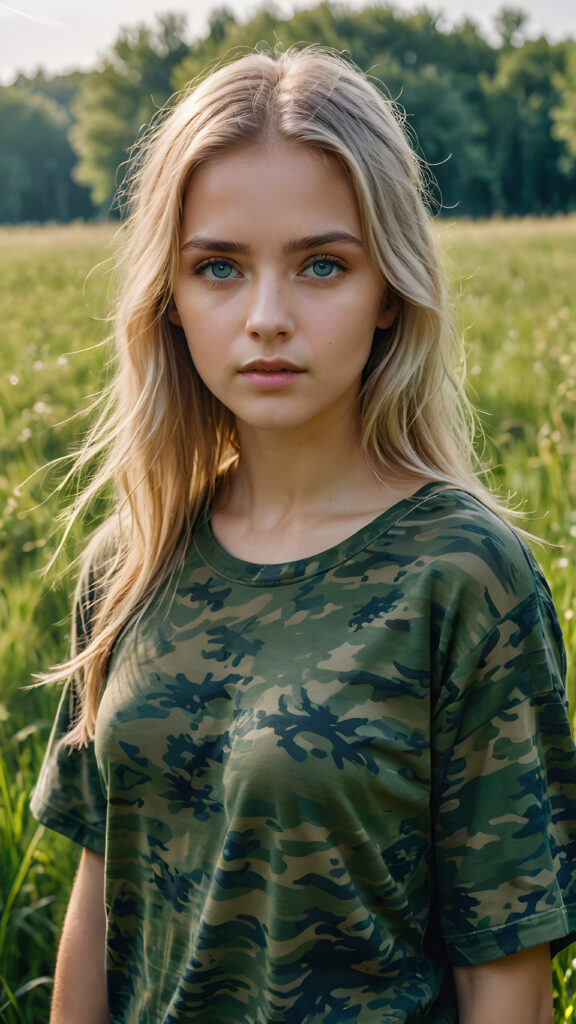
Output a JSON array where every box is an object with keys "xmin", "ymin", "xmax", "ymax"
[{"xmin": 301, "ymin": 257, "xmax": 345, "ymax": 279}]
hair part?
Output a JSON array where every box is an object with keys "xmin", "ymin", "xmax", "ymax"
[{"xmin": 45, "ymin": 45, "xmax": 503, "ymax": 745}]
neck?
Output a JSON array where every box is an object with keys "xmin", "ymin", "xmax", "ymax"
[
  {"xmin": 218, "ymin": 415, "xmax": 414, "ymax": 526},
  {"xmin": 210, "ymin": 416, "xmax": 431, "ymax": 563}
]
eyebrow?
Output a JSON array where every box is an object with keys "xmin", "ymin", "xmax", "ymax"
[{"xmin": 180, "ymin": 230, "xmax": 363, "ymax": 254}]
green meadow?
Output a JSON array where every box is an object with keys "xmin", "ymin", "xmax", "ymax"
[{"xmin": 1, "ymin": 219, "xmax": 575, "ymax": 1021}]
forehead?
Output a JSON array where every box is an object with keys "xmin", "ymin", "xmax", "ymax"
[{"xmin": 180, "ymin": 141, "xmax": 362, "ymax": 236}]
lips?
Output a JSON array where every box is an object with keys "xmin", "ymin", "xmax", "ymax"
[
  {"xmin": 240, "ymin": 359, "xmax": 305, "ymax": 373},
  {"xmin": 238, "ymin": 359, "xmax": 306, "ymax": 390}
]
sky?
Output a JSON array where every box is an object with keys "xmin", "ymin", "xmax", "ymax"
[{"xmin": 0, "ymin": 0, "xmax": 575, "ymax": 84}]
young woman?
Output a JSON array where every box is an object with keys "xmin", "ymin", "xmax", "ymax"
[{"xmin": 32, "ymin": 47, "xmax": 576, "ymax": 1023}]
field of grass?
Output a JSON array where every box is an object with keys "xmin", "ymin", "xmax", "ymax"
[{"xmin": 1, "ymin": 218, "xmax": 576, "ymax": 1021}]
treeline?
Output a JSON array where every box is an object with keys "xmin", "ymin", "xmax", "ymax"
[{"xmin": 3, "ymin": 3, "xmax": 576, "ymax": 222}]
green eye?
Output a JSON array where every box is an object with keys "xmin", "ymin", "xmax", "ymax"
[
  {"xmin": 204, "ymin": 261, "xmax": 235, "ymax": 279},
  {"xmin": 302, "ymin": 258, "xmax": 344, "ymax": 279},
  {"xmin": 313, "ymin": 260, "xmax": 335, "ymax": 277}
]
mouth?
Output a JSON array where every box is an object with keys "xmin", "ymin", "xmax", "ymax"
[
  {"xmin": 238, "ymin": 360, "xmax": 306, "ymax": 389},
  {"xmin": 240, "ymin": 359, "xmax": 305, "ymax": 373}
]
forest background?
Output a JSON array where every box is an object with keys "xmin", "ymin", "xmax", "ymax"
[{"xmin": 2, "ymin": 1, "xmax": 576, "ymax": 222}]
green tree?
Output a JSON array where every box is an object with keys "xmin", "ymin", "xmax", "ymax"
[
  {"xmin": 207, "ymin": 6, "xmax": 237, "ymax": 46},
  {"xmin": 0, "ymin": 86, "xmax": 92, "ymax": 222},
  {"xmin": 13, "ymin": 69, "xmax": 87, "ymax": 110},
  {"xmin": 70, "ymin": 13, "xmax": 189, "ymax": 208},
  {"xmin": 551, "ymin": 42, "xmax": 576, "ymax": 171},
  {"xmin": 481, "ymin": 38, "xmax": 574, "ymax": 214},
  {"xmin": 396, "ymin": 66, "xmax": 495, "ymax": 216},
  {"xmin": 494, "ymin": 6, "xmax": 529, "ymax": 48}
]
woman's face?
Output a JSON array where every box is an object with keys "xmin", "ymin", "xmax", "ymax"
[{"xmin": 170, "ymin": 141, "xmax": 393, "ymax": 440}]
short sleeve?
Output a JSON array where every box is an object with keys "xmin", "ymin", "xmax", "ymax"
[
  {"xmin": 30, "ymin": 680, "xmax": 107, "ymax": 854},
  {"xmin": 30, "ymin": 568, "xmax": 107, "ymax": 853},
  {"xmin": 431, "ymin": 546, "xmax": 576, "ymax": 965}
]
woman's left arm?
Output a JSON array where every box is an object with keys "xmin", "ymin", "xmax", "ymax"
[{"xmin": 453, "ymin": 943, "xmax": 553, "ymax": 1024}]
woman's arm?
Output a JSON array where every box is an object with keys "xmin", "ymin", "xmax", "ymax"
[
  {"xmin": 50, "ymin": 847, "xmax": 110, "ymax": 1024},
  {"xmin": 453, "ymin": 943, "xmax": 553, "ymax": 1024}
]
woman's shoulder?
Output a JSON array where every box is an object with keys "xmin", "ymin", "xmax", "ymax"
[
  {"xmin": 395, "ymin": 487, "xmax": 565, "ymax": 699},
  {"xmin": 400, "ymin": 483, "xmax": 524, "ymax": 540},
  {"xmin": 395, "ymin": 484, "xmax": 540, "ymax": 564},
  {"xmin": 371, "ymin": 483, "xmax": 554, "ymax": 613}
]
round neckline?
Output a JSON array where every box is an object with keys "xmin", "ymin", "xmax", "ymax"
[{"xmin": 192, "ymin": 481, "xmax": 448, "ymax": 586}]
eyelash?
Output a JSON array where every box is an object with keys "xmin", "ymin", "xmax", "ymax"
[
  {"xmin": 192, "ymin": 258, "xmax": 240, "ymax": 280},
  {"xmin": 192, "ymin": 254, "xmax": 349, "ymax": 280}
]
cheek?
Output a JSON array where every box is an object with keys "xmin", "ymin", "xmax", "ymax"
[
  {"xmin": 185, "ymin": 340, "xmax": 222, "ymax": 380},
  {"xmin": 175, "ymin": 302, "xmax": 230, "ymax": 362},
  {"xmin": 185, "ymin": 299, "xmax": 242, "ymax": 350},
  {"xmin": 332, "ymin": 306, "xmax": 380, "ymax": 361},
  {"xmin": 185, "ymin": 350, "xmax": 230, "ymax": 407}
]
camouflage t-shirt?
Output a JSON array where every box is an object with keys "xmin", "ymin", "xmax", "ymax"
[{"xmin": 31, "ymin": 484, "xmax": 576, "ymax": 1023}]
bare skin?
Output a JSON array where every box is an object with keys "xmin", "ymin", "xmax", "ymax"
[
  {"xmin": 211, "ymin": 426, "xmax": 428, "ymax": 564},
  {"xmin": 453, "ymin": 943, "xmax": 553, "ymax": 1024},
  {"xmin": 50, "ymin": 848, "xmax": 109, "ymax": 1024}
]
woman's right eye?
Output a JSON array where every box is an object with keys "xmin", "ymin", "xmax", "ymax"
[{"xmin": 195, "ymin": 259, "xmax": 238, "ymax": 280}]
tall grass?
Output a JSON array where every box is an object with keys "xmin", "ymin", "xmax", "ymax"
[
  {"xmin": 440, "ymin": 217, "xmax": 576, "ymax": 718},
  {"xmin": 0, "ymin": 224, "xmax": 112, "ymax": 1023},
  {"xmin": 1, "ymin": 218, "xmax": 575, "ymax": 1021}
]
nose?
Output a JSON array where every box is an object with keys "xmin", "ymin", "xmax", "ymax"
[{"xmin": 245, "ymin": 273, "xmax": 295, "ymax": 342}]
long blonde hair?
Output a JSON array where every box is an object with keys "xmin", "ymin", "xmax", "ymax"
[{"xmin": 51, "ymin": 46, "xmax": 500, "ymax": 745}]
